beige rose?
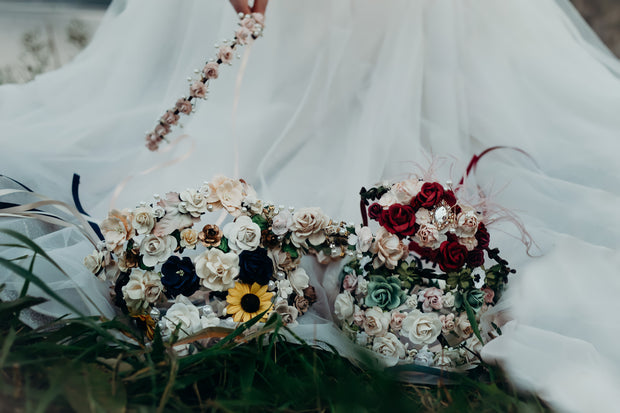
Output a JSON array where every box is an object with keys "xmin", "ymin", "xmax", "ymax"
[
  {"xmin": 458, "ymin": 236, "xmax": 478, "ymax": 251},
  {"xmin": 235, "ymin": 27, "xmax": 253, "ymax": 45},
  {"xmin": 162, "ymin": 296, "xmax": 202, "ymax": 338},
  {"xmin": 101, "ymin": 209, "xmax": 133, "ymax": 254},
  {"xmin": 289, "ymin": 207, "xmax": 330, "ymax": 247},
  {"xmin": 455, "ymin": 313, "xmax": 474, "ymax": 339},
  {"xmin": 370, "ymin": 227, "xmax": 407, "ymax": 270},
  {"xmin": 122, "ymin": 270, "xmax": 163, "ymax": 312},
  {"xmin": 269, "ymin": 248, "xmax": 300, "ymax": 272},
  {"xmin": 84, "ymin": 250, "xmax": 104, "ymax": 275},
  {"xmin": 455, "ymin": 208, "xmax": 480, "ymax": 238},
  {"xmin": 390, "ymin": 311, "xmax": 407, "ymax": 331},
  {"xmin": 334, "ymin": 291, "xmax": 355, "ymax": 321},
  {"xmin": 439, "ymin": 313, "xmax": 456, "ymax": 333},
  {"xmin": 377, "ymin": 191, "xmax": 398, "ymax": 208},
  {"xmin": 194, "ymin": 248, "xmax": 239, "ymax": 291},
  {"xmin": 273, "ymin": 300, "xmax": 299, "ymax": 326},
  {"xmin": 207, "ymin": 176, "xmax": 245, "ymax": 216},
  {"xmin": 180, "ymin": 228, "xmax": 199, "ymax": 249},
  {"xmin": 132, "ymin": 206, "xmax": 155, "ymax": 235},
  {"xmin": 363, "ymin": 307, "xmax": 390, "ymax": 337},
  {"xmin": 414, "ymin": 224, "xmax": 446, "ymax": 249},
  {"xmin": 289, "ymin": 267, "xmax": 309, "ymax": 296},
  {"xmin": 401, "ymin": 310, "xmax": 442, "ymax": 345},
  {"xmin": 356, "ymin": 226, "xmax": 373, "ymax": 253}
]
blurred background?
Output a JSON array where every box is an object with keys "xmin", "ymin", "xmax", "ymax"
[{"xmin": 0, "ymin": 0, "xmax": 619, "ymax": 84}]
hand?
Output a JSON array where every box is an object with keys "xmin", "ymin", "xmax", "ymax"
[{"xmin": 229, "ymin": 0, "xmax": 268, "ymax": 16}]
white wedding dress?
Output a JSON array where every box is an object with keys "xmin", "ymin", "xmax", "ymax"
[{"xmin": 1, "ymin": 1, "xmax": 620, "ymax": 411}]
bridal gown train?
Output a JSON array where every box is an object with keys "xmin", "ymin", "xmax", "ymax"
[{"xmin": 1, "ymin": 1, "xmax": 620, "ymax": 411}]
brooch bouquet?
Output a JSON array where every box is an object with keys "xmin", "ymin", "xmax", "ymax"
[
  {"xmin": 84, "ymin": 175, "xmax": 352, "ymax": 343},
  {"xmin": 334, "ymin": 178, "xmax": 513, "ymax": 368}
]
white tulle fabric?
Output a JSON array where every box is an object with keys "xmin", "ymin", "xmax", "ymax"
[{"xmin": 1, "ymin": 1, "xmax": 620, "ymax": 411}]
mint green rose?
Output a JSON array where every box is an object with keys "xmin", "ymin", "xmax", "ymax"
[{"xmin": 365, "ymin": 276, "xmax": 407, "ymax": 310}]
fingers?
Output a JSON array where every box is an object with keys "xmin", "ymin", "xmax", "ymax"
[
  {"xmin": 229, "ymin": 0, "xmax": 251, "ymax": 15},
  {"xmin": 251, "ymin": 0, "xmax": 269, "ymax": 15}
]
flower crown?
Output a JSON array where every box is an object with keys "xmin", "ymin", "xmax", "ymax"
[
  {"xmin": 333, "ymin": 177, "xmax": 514, "ymax": 368},
  {"xmin": 145, "ymin": 13, "xmax": 265, "ymax": 151},
  {"xmin": 84, "ymin": 175, "xmax": 354, "ymax": 342}
]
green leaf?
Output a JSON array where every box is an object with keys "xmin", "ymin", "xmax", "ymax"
[
  {"xmin": 463, "ymin": 293, "xmax": 483, "ymax": 343},
  {"xmin": 0, "ymin": 295, "xmax": 47, "ymax": 317},
  {"xmin": 282, "ymin": 242, "xmax": 299, "ymax": 259},
  {"xmin": 151, "ymin": 325, "xmax": 165, "ymax": 363},
  {"xmin": 251, "ymin": 214, "xmax": 268, "ymax": 231},
  {"xmin": 217, "ymin": 236, "xmax": 230, "ymax": 253}
]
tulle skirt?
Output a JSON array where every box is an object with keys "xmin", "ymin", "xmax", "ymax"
[{"xmin": 1, "ymin": 1, "xmax": 620, "ymax": 411}]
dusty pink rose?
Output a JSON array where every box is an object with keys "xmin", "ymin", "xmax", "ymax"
[
  {"xmin": 161, "ymin": 110, "xmax": 179, "ymax": 125},
  {"xmin": 189, "ymin": 81, "xmax": 208, "ymax": 98},
  {"xmin": 145, "ymin": 133, "xmax": 162, "ymax": 151},
  {"xmin": 418, "ymin": 287, "xmax": 444, "ymax": 312},
  {"xmin": 482, "ymin": 287, "xmax": 495, "ymax": 304},
  {"xmin": 154, "ymin": 123, "xmax": 171, "ymax": 137},
  {"xmin": 251, "ymin": 13, "xmax": 265, "ymax": 27},
  {"xmin": 352, "ymin": 307, "xmax": 365, "ymax": 327},
  {"xmin": 455, "ymin": 208, "xmax": 480, "ymax": 237},
  {"xmin": 218, "ymin": 45, "xmax": 234, "ymax": 64},
  {"xmin": 202, "ymin": 62, "xmax": 219, "ymax": 79},
  {"xmin": 439, "ymin": 313, "xmax": 456, "ymax": 332},
  {"xmin": 175, "ymin": 98, "xmax": 193, "ymax": 114},
  {"xmin": 235, "ymin": 27, "xmax": 253, "ymax": 45},
  {"xmin": 390, "ymin": 311, "xmax": 406, "ymax": 331},
  {"xmin": 342, "ymin": 273, "xmax": 358, "ymax": 292},
  {"xmin": 458, "ymin": 236, "xmax": 478, "ymax": 251},
  {"xmin": 370, "ymin": 227, "xmax": 407, "ymax": 270},
  {"xmin": 414, "ymin": 224, "xmax": 446, "ymax": 249}
]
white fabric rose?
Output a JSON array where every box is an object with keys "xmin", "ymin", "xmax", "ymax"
[
  {"xmin": 289, "ymin": 267, "xmax": 310, "ymax": 295},
  {"xmin": 443, "ymin": 292, "xmax": 456, "ymax": 308},
  {"xmin": 334, "ymin": 291, "xmax": 355, "ymax": 321},
  {"xmin": 414, "ymin": 346, "xmax": 435, "ymax": 367},
  {"xmin": 271, "ymin": 210, "xmax": 293, "ymax": 236},
  {"xmin": 179, "ymin": 188, "xmax": 210, "ymax": 217},
  {"xmin": 401, "ymin": 310, "xmax": 442, "ymax": 345},
  {"xmin": 390, "ymin": 179, "xmax": 424, "ymax": 204},
  {"xmin": 370, "ymin": 227, "xmax": 407, "ymax": 269},
  {"xmin": 415, "ymin": 208, "xmax": 432, "ymax": 226},
  {"xmin": 355, "ymin": 277, "xmax": 369, "ymax": 296},
  {"xmin": 289, "ymin": 207, "xmax": 330, "ymax": 247},
  {"xmin": 377, "ymin": 191, "xmax": 398, "ymax": 208},
  {"xmin": 363, "ymin": 307, "xmax": 390, "ymax": 337},
  {"xmin": 275, "ymin": 279, "xmax": 293, "ymax": 299},
  {"xmin": 132, "ymin": 206, "xmax": 155, "ymax": 235},
  {"xmin": 223, "ymin": 216, "xmax": 261, "ymax": 253},
  {"xmin": 455, "ymin": 313, "xmax": 474, "ymax": 339},
  {"xmin": 201, "ymin": 313, "xmax": 221, "ymax": 329},
  {"xmin": 139, "ymin": 234, "xmax": 176, "ymax": 267},
  {"xmin": 163, "ymin": 296, "xmax": 203, "ymax": 338},
  {"xmin": 372, "ymin": 332, "xmax": 406, "ymax": 367},
  {"xmin": 194, "ymin": 248, "xmax": 239, "ymax": 291},
  {"xmin": 356, "ymin": 226, "xmax": 373, "ymax": 253},
  {"xmin": 84, "ymin": 250, "xmax": 104, "ymax": 275},
  {"xmin": 122, "ymin": 270, "xmax": 163, "ymax": 311}
]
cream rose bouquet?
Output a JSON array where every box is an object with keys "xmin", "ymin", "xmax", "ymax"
[
  {"xmin": 84, "ymin": 175, "xmax": 352, "ymax": 345},
  {"xmin": 334, "ymin": 177, "xmax": 514, "ymax": 368}
]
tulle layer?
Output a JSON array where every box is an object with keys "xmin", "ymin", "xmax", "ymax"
[{"xmin": 1, "ymin": 1, "xmax": 620, "ymax": 411}]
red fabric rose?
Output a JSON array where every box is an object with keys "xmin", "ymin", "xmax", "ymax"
[
  {"xmin": 413, "ymin": 182, "xmax": 445, "ymax": 208},
  {"xmin": 475, "ymin": 223, "xmax": 490, "ymax": 249},
  {"xmin": 409, "ymin": 242, "xmax": 439, "ymax": 262},
  {"xmin": 466, "ymin": 248, "xmax": 485, "ymax": 268},
  {"xmin": 443, "ymin": 190, "xmax": 457, "ymax": 206},
  {"xmin": 380, "ymin": 204, "xmax": 416, "ymax": 237},
  {"xmin": 368, "ymin": 203, "xmax": 384, "ymax": 221},
  {"xmin": 438, "ymin": 241, "xmax": 468, "ymax": 272}
]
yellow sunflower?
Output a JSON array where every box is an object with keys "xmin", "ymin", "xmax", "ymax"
[{"xmin": 226, "ymin": 282, "xmax": 274, "ymax": 323}]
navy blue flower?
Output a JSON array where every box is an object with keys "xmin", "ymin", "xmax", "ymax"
[
  {"xmin": 238, "ymin": 247, "xmax": 273, "ymax": 286},
  {"xmin": 161, "ymin": 256, "xmax": 200, "ymax": 298}
]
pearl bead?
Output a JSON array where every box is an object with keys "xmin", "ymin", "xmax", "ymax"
[
  {"xmin": 268, "ymin": 281, "xmax": 276, "ymax": 291},
  {"xmin": 276, "ymin": 271, "xmax": 286, "ymax": 280}
]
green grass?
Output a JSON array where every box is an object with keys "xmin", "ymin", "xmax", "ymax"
[{"xmin": 0, "ymin": 229, "xmax": 551, "ymax": 413}]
